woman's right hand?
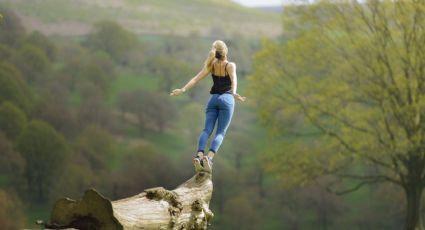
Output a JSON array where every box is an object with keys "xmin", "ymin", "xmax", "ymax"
[
  {"xmin": 233, "ymin": 93, "xmax": 246, "ymax": 102},
  {"xmin": 170, "ymin": 88, "xmax": 185, "ymax": 96}
]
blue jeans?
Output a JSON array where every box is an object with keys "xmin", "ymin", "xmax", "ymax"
[{"xmin": 197, "ymin": 94, "xmax": 235, "ymax": 154}]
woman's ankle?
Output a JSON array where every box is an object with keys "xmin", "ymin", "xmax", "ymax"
[
  {"xmin": 207, "ymin": 151, "xmax": 215, "ymax": 159},
  {"xmin": 197, "ymin": 151, "xmax": 204, "ymax": 158}
]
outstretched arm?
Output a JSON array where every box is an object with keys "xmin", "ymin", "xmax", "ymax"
[
  {"xmin": 170, "ymin": 67, "xmax": 210, "ymax": 96},
  {"xmin": 227, "ymin": 63, "xmax": 246, "ymax": 102}
]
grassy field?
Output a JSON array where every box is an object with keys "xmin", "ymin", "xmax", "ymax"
[
  {"xmin": 108, "ymin": 69, "xmax": 159, "ymax": 106},
  {"xmin": 0, "ymin": 0, "xmax": 281, "ymax": 37}
]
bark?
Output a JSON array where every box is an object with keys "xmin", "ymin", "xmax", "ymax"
[
  {"xmin": 404, "ymin": 184, "xmax": 424, "ymax": 230},
  {"xmin": 39, "ymin": 172, "xmax": 213, "ymax": 230}
]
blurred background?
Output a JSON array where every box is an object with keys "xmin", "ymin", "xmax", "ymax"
[{"xmin": 0, "ymin": 0, "xmax": 417, "ymax": 229}]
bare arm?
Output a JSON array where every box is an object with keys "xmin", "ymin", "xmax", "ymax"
[
  {"xmin": 227, "ymin": 63, "xmax": 246, "ymax": 102},
  {"xmin": 170, "ymin": 67, "xmax": 210, "ymax": 96}
]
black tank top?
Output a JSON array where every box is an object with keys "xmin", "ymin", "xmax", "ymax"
[{"xmin": 210, "ymin": 62, "xmax": 232, "ymax": 94}]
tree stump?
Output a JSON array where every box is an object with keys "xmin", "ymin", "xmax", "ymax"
[{"xmin": 40, "ymin": 172, "xmax": 213, "ymax": 230}]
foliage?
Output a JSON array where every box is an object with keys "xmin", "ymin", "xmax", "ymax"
[
  {"xmin": 16, "ymin": 120, "xmax": 69, "ymax": 203},
  {"xmin": 12, "ymin": 43, "xmax": 50, "ymax": 83},
  {"xmin": 31, "ymin": 82, "xmax": 77, "ymax": 137},
  {"xmin": 147, "ymin": 55, "xmax": 195, "ymax": 92},
  {"xmin": 82, "ymin": 20, "xmax": 140, "ymax": 66},
  {"xmin": 0, "ymin": 133, "xmax": 26, "ymax": 194},
  {"xmin": 18, "ymin": 31, "xmax": 57, "ymax": 61},
  {"xmin": 0, "ymin": 62, "xmax": 32, "ymax": 111},
  {"xmin": 0, "ymin": 3, "xmax": 407, "ymax": 229},
  {"xmin": 0, "ymin": 44, "xmax": 15, "ymax": 61},
  {"xmin": 74, "ymin": 125, "xmax": 116, "ymax": 173},
  {"xmin": 0, "ymin": 6, "xmax": 25, "ymax": 46},
  {"xmin": 0, "ymin": 101, "xmax": 27, "ymax": 140},
  {"xmin": 248, "ymin": 1, "xmax": 425, "ymax": 229},
  {"xmin": 0, "ymin": 189, "xmax": 25, "ymax": 229},
  {"xmin": 113, "ymin": 144, "xmax": 178, "ymax": 198},
  {"xmin": 58, "ymin": 49, "xmax": 116, "ymax": 96},
  {"xmin": 118, "ymin": 89, "xmax": 176, "ymax": 133}
]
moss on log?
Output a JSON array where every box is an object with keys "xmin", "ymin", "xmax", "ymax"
[{"xmin": 41, "ymin": 172, "xmax": 213, "ymax": 230}]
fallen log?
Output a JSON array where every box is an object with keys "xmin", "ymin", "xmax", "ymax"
[{"xmin": 39, "ymin": 171, "xmax": 213, "ymax": 230}]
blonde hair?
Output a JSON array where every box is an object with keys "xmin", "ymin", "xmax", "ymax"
[{"xmin": 204, "ymin": 40, "xmax": 228, "ymax": 71}]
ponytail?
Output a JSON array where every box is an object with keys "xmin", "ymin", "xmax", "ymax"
[
  {"xmin": 204, "ymin": 47, "xmax": 216, "ymax": 71},
  {"xmin": 204, "ymin": 40, "xmax": 228, "ymax": 71}
]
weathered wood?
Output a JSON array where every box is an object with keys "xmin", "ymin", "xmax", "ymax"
[{"xmin": 41, "ymin": 172, "xmax": 213, "ymax": 230}]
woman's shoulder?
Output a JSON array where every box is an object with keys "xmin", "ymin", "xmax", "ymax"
[{"xmin": 226, "ymin": 62, "xmax": 236, "ymax": 69}]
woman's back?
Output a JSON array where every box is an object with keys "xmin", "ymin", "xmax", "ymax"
[
  {"xmin": 211, "ymin": 60, "xmax": 230, "ymax": 77},
  {"xmin": 210, "ymin": 61, "xmax": 232, "ymax": 94}
]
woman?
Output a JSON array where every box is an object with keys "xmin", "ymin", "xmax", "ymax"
[{"xmin": 170, "ymin": 40, "xmax": 246, "ymax": 172}]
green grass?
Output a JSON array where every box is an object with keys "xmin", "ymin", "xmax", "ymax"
[
  {"xmin": 1, "ymin": 0, "xmax": 281, "ymax": 38},
  {"xmin": 108, "ymin": 69, "xmax": 159, "ymax": 106},
  {"xmin": 24, "ymin": 203, "xmax": 51, "ymax": 228}
]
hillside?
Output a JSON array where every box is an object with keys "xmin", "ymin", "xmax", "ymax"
[{"xmin": 0, "ymin": 0, "xmax": 281, "ymax": 37}]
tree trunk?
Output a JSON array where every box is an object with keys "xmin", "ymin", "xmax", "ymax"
[
  {"xmin": 39, "ymin": 172, "xmax": 213, "ymax": 230},
  {"xmin": 404, "ymin": 184, "xmax": 424, "ymax": 230}
]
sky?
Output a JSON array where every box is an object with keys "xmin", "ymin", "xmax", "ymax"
[{"xmin": 232, "ymin": 0, "xmax": 283, "ymax": 7}]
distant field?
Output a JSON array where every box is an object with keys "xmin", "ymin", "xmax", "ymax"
[
  {"xmin": 108, "ymin": 70, "xmax": 159, "ymax": 106},
  {"xmin": 0, "ymin": 0, "xmax": 282, "ymax": 37}
]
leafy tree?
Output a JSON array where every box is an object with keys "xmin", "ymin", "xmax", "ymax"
[
  {"xmin": 118, "ymin": 89, "xmax": 176, "ymax": 133},
  {"xmin": 59, "ymin": 50, "xmax": 115, "ymax": 96},
  {"xmin": 0, "ymin": 44, "xmax": 15, "ymax": 62},
  {"xmin": 0, "ymin": 189, "xmax": 25, "ymax": 229},
  {"xmin": 0, "ymin": 7, "xmax": 25, "ymax": 46},
  {"xmin": 77, "ymin": 90, "xmax": 113, "ymax": 129},
  {"xmin": 177, "ymin": 103, "xmax": 204, "ymax": 147},
  {"xmin": 82, "ymin": 20, "xmax": 140, "ymax": 66},
  {"xmin": 0, "ymin": 133, "xmax": 26, "ymax": 195},
  {"xmin": 0, "ymin": 101, "xmax": 27, "ymax": 140},
  {"xmin": 147, "ymin": 56, "xmax": 194, "ymax": 92},
  {"xmin": 220, "ymin": 192, "xmax": 263, "ymax": 230},
  {"xmin": 74, "ymin": 125, "xmax": 116, "ymax": 173},
  {"xmin": 0, "ymin": 62, "xmax": 32, "ymax": 112},
  {"xmin": 31, "ymin": 82, "xmax": 77, "ymax": 137},
  {"xmin": 12, "ymin": 44, "xmax": 50, "ymax": 83},
  {"xmin": 16, "ymin": 120, "xmax": 69, "ymax": 203},
  {"xmin": 19, "ymin": 31, "xmax": 57, "ymax": 61},
  {"xmin": 79, "ymin": 51, "xmax": 116, "ymax": 95},
  {"xmin": 113, "ymin": 145, "xmax": 177, "ymax": 198},
  {"xmin": 248, "ymin": 1, "xmax": 425, "ymax": 229}
]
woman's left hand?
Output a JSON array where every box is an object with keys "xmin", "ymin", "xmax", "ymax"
[{"xmin": 233, "ymin": 93, "xmax": 246, "ymax": 102}]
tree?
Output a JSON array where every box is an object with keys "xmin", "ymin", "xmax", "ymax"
[
  {"xmin": 147, "ymin": 55, "xmax": 196, "ymax": 92},
  {"xmin": 0, "ymin": 133, "xmax": 26, "ymax": 196},
  {"xmin": 0, "ymin": 44, "xmax": 15, "ymax": 62},
  {"xmin": 0, "ymin": 62, "xmax": 32, "ymax": 112},
  {"xmin": 16, "ymin": 120, "xmax": 69, "ymax": 203},
  {"xmin": 82, "ymin": 20, "xmax": 140, "ymax": 66},
  {"xmin": 32, "ymin": 81, "xmax": 78, "ymax": 137},
  {"xmin": 74, "ymin": 125, "xmax": 116, "ymax": 173},
  {"xmin": 0, "ymin": 189, "xmax": 25, "ymax": 229},
  {"xmin": 0, "ymin": 7, "xmax": 25, "ymax": 46},
  {"xmin": 118, "ymin": 89, "xmax": 176, "ymax": 133},
  {"xmin": 12, "ymin": 44, "xmax": 50, "ymax": 83},
  {"xmin": 248, "ymin": 1, "xmax": 425, "ymax": 229},
  {"xmin": 58, "ymin": 49, "xmax": 115, "ymax": 96},
  {"xmin": 19, "ymin": 31, "xmax": 57, "ymax": 61},
  {"xmin": 0, "ymin": 101, "xmax": 27, "ymax": 140},
  {"xmin": 220, "ymin": 192, "xmax": 263, "ymax": 230},
  {"xmin": 77, "ymin": 90, "xmax": 113, "ymax": 129},
  {"xmin": 80, "ymin": 51, "xmax": 116, "ymax": 95},
  {"xmin": 113, "ymin": 145, "xmax": 178, "ymax": 199}
]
